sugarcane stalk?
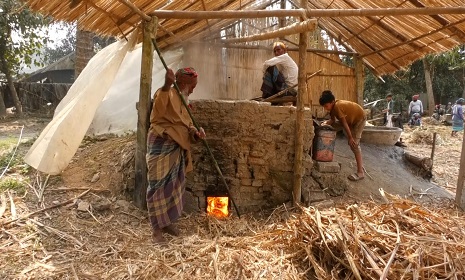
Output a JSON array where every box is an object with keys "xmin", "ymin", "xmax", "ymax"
[{"xmin": 152, "ymin": 39, "xmax": 241, "ymax": 218}]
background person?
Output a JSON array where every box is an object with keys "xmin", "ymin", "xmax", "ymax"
[
  {"xmin": 261, "ymin": 41, "xmax": 298, "ymax": 99},
  {"xmin": 451, "ymin": 98, "xmax": 464, "ymax": 137},
  {"xmin": 319, "ymin": 90, "xmax": 366, "ymax": 181},
  {"xmin": 146, "ymin": 67, "xmax": 206, "ymax": 244},
  {"xmin": 383, "ymin": 94, "xmax": 394, "ymax": 127},
  {"xmin": 408, "ymin": 94, "xmax": 423, "ymax": 120}
]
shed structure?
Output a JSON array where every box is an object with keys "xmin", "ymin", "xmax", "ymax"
[{"xmin": 20, "ymin": 0, "xmax": 465, "ymax": 208}]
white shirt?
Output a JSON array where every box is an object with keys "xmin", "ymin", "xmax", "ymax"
[{"xmin": 262, "ymin": 53, "xmax": 298, "ymax": 87}]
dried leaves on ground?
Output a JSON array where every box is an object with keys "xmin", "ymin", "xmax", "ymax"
[{"xmin": 1, "ymin": 187, "xmax": 464, "ymax": 279}]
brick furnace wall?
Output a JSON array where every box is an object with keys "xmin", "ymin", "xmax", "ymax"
[{"xmin": 186, "ymin": 100, "xmax": 314, "ymax": 214}]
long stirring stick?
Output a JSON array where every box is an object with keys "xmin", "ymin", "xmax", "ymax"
[{"xmin": 152, "ymin": 40, "xmax": 241, "ymax": 218}]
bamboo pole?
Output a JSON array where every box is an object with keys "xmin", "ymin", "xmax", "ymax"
[
  {"xmin": 430, "ymin": 132, "xmax": 437, "ymax": 173},
  {"xmin": 221, "ymin": 19, "xmax": 317, "ymax": 43},
  {"xmin": 456, "ymin": 131, "xmax": 465, "ymax": 209},
  {"xmin": 263, "ymin": 70, "xmax": 322, "ymax": 102},
  {"xmin": 134, "ymin": 17, "xmax": 157, "ymax": 210},
  {"xmin": 149, "ymin": 7, "xmax": 465, "ymax": 19},
  {"xmin": 293, "ymin": 0, "xmax": 309, "ymax": 206},
  {"xmin": 116, "ymin": 0, "xmax": 150, "ymax": 21},
  {"xmin": 354, "ymin": 55, "xmax": 364, "ymax": 105},
  {"xmin": 151, "ymin": 40, "xmax": 241, "ymax": 218}
]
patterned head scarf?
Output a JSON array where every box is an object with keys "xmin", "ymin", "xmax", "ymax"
[
  {"xmin": 175, "ymin": 67, "xmax": 198, "ymax": 85},
  {"xmin": 273, "ymin": 41, "xmax": 287, "ymax": 51}
]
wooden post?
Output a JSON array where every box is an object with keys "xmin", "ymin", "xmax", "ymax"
[
  {"xmin": 293, "ymin": 0, "xmax": 308, "ymax": 206},
  {"xmin": 354, "ymin": 54, "xmax": 364, "ymax": 105},
  {"xmin": 455, "ymin": 132, "xmax": 465, "ymax": 209},
  {"xmin": 134, "ymin": 17, "xmax": 157, "ymax": 210},
  {"xmin": 430, "ymin": 132, "xmax": 437, "ymax": 172}
]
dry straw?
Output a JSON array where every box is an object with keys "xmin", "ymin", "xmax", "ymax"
[{"xmin": 1, "ymin": 186, "xmax": 464, "ymax": 279}]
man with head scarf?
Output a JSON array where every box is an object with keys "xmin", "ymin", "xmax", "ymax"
[
  {"xmin": 452, "ymin": 98, "xmax": 465, "ymax": 137},
  {"xmin": 408, "ymin": 94, "xmax": 423, "ymax": 120},
  {"xmin": 260, "ymin": 41, "xmax": 298, "ymax": 99},
  {"xmin": 146, "ymin": 67, "xmax": 206, "ymax": 244}
]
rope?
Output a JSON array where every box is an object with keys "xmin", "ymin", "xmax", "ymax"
[{"xmin": 0, "ymin": 126, "xmax": 25, "ymax": 179}]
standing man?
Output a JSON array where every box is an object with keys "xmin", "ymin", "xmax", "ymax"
[
  {"xmin": 319, "ymin": 90, "xmax": 367, "ymax": 181},
  {"xmin": 261, "ymin": 41, "xmax": 298, "ymax": 99},
  {"xmin": 383, "ymin": 93, "xmax": 394, "ymax": 127},
  {"xmin": 146, "ymin": 67, "xmax": 206, "ymax": 244},
  {"xmin": 408, "ymin": 94, "xmax": 423, "ymax": 120},
  {"xmin": 451, "ymin": 98, "xmax": 464, "ymax": 137}
]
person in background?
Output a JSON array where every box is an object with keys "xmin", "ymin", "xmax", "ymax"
[
  {"xmin": 261, "ymin": 41, "xmax": 298, "ymax": 99},
  {"xmin": 383, "ymin": 94, "xmax": 394, "ymax": 127},
  {"xmin": 451, "ymin": 98, "xmax": 464, "ymax": 137},
  {"xmin": 146, "ymin": 67, "xmax": 206, "ymax": 244},
  {"xmin": 408, "ymin": 94, "xmax": 423, "ymax": 119},
  {"xmin": 446, "ymin": 102, "xmax": 453, "ymax": 114},
  {"xmin": 319, "ymin": 90, "xmax": 367, "ymax": 181}
]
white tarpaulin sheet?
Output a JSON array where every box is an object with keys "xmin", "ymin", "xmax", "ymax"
[
  {"xmin": 24, "ymin": 31, "xmax": 138, "ymax": 175},
  {"xmin": 86, "ymin": 47, "xmax": 183, "ymax": 135}
]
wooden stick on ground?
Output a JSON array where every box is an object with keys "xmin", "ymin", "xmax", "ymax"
[
  {"xmin": 404, "ymin": 152, "xmax": 432, "ymax": 171},
  {"xmin": 1, "ymin": 189, "xmax": 90, "ymax": 226},
  {"xmin": 0, "ymin": 194, "xmax": 6, "ymax": 219}
]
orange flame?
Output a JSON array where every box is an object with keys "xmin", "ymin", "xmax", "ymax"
[{"xmin": 207, "ymin": 197, "xmax": 229, "ymax": 218}]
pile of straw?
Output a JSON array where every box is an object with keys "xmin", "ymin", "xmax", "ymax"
[{"xmin": 1, "ymin": 189, "xmax": 464, "ymax": 279}]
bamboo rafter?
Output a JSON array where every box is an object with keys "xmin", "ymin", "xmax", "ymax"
[{"xmin": 220, "ymin": 19, "xmax": 317, "ymax": 43}]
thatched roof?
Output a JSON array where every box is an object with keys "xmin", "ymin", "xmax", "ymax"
[{"xmin": 21, "ymin": 0, "xmax": 465, "ymax": 75}]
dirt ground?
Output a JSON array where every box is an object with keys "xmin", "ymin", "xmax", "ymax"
[{"xmin": 0, "ymin": 115, "xmax": 463, "ymax": 279}]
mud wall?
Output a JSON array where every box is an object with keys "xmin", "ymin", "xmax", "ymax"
[{"xmin": 186, "ymin": 100, "xmax": 315, "ymax": 213}]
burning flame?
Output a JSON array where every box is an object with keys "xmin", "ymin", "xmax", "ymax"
[{"xmin": 207, "ymin": 197, "xmax": 229, "ymax": 218}]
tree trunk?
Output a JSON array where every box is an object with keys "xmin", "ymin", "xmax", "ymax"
[
  {"xmin": 0, "ymin": 88, "xmax": 6, "ymax": 117},
  {"xmin": 462, "ymin": 68, "xmax": 465, "ymax": 99},
  {"xmin": 0, "ymin": 56, "xmax": 22, "ymax": 116},
  {"xmin": 423, "ymin": 58, "xmax": 435, "ymax": 115}
]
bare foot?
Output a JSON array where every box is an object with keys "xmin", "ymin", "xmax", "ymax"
[
  {"xmin": 162, "ymin": 224, "xmax": 180, "ymax": 236},
  {"xmin": 152, "ymin": 229, "xmax": 167, "ymax": 245}
]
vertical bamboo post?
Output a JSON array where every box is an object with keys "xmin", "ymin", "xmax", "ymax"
[
  {"xmin": 455, "ymin": 132, "xmax": 465, "ymax": 209},
  {"xmin": 430, "ymin": 132, "xmax": 437, "ymax": 172},
  {"xmin": 134, "ymin": 17, "xmax": 157, "ymax": 210},
  {"xmin": 354, "ymin": 54, "xmax": 364, "ymax": 105},
  {"xmin": 293, "ymin": 0, "xmax": 308, "ymax": 206}
]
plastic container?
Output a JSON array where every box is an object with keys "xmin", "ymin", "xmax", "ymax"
[{"xmin": 312, "ymin": 127, "xmax": 336, "ymax": 162}]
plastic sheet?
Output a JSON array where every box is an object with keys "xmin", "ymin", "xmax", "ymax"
[
  {"xmin": 87, "ymin": 48, "xmax": 183, "ymax": 135},
  {"xmin": 24, "ymin": 31, "xmax": 138, "ymax": 175}
]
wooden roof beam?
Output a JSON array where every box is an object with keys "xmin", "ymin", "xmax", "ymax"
[
  {"xmin": 116, "ymin": 0, "xmax": 150, "ymax": 21},
  {"xmin": 374, "ymin": 35, "xmax": 457, "ymax": 71},
  {"xmin": 156, "ymin": 0, "xmax": 250, "ymax": 44},
  {"xmin": 407, "ymin": 0, "xmax": 465, "ymax": 42},
  {"xmin": 319, "ymin": 18, "xmax": 403, "ymax": 71},
  {"xmin": 340, "ymin": 0, "xmax": 422, "ymax": 52},
  {"xmin": 220, "ymin": 19, "xmax": 317, "ymax": 43},
  {"xmin": 361, "ymin": 17, "xmax": 465, "ymax": 59},
  {"xmin": 149, "ymin": 7, "xmax": 465, "ymax": 19}
]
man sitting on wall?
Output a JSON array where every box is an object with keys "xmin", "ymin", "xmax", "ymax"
[{"xmin": 260, "ymin": 41, "xmax": 298, "ymax": 99}]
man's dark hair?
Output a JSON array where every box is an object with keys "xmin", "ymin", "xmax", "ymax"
[{"xmin": 319, "ymin": 90, "xmax": 335, "ymax": 106}]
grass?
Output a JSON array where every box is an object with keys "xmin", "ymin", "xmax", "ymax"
[
  {"xmin": 0, "ymin": 177, "xmax": 26, "ymax": 195},
  {"xmin": 0, "ymin": 137, "xmax": 17, "ymax": 155}
]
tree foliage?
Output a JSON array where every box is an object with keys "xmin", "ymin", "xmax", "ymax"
[
  {"xmin": 363, "ymin": 46, "xmax": 465, "ymax": 113},
  {"xmin": 0, "ymin": 0, "xmax": 50, "ymax": 115},
  {"xmin": 0, "ymin": 0, "xmax": 49, "ymax": 75},
  {"xmin": 43, "ymin": 22, "xmax": 76, "ymax": 64}
]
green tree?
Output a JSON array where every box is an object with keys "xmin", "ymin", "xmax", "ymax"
[
  {"xmin": 43, "ymin": 23, "xmax": 76, "ymax": 64},
  {"xmin": 0, "ymin": 0, "xmax": 49, "ymax": 116}
]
